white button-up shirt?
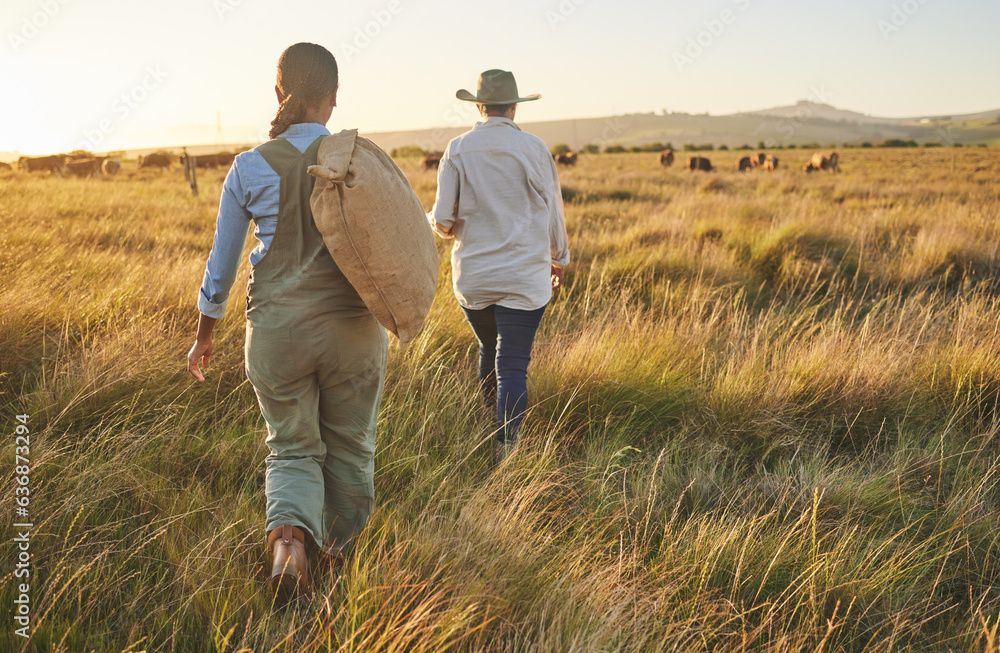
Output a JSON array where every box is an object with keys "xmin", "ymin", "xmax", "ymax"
[{"xmin": 428, "ymin": 116, "xmax": 570, "ymax": 311}]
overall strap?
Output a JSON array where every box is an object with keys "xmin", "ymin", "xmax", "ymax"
[
  {"xmin": 253, "ymin": 135, "xmax": 326, "ymax": 267},
  {"xmin": 246, "ymin": 133, "xmax": 365, "ymax": 325},
  {"xmin": 256, "ymin": 135, "xmax": 323, "ymax": 177}
]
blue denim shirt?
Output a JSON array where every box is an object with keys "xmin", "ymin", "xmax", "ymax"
[{"xmin": 197, "ymin": 122, "xmax": 331, "ymax": 318}]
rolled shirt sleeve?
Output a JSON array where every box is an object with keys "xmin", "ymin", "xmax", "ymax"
[
  {"xmin": 545, "ymin": 152, "xmax": 571, "ymax": 269},
  {"xmin": 197, "ymin": 163, "xmax": 251, "ymax": 318},
  {"xmin": 427, "ymin": 151, "xmax": 459, "ymax": 238}
]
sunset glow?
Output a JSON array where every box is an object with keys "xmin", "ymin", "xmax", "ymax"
[{"xmin": 2, "ymin": 0, "xmax": 998, "ymax": 155}]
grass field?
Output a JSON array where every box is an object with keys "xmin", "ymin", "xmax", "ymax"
[{"xmin": 2, "ymin": 147, "xmax": 999, "ymax": 652}]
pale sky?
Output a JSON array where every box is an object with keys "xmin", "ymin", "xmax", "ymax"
[{"xmin": 2, "ymin": 0, "xmax": 998, "ymax": 154}]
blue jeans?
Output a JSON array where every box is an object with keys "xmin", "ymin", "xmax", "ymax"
[{"xmin": 462, "ymin": 303, "xmax": 547, "ymax": 443}]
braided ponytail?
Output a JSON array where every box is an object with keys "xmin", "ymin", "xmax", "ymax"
[
  {"xmin": 269, "ymin": 94, "xmax": 308, "ymax": 140},
  {"xmin": 268, "ymin": 43, "xmax": 339, "ymax": 139}
]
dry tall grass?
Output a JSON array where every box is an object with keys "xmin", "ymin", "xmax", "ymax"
[{"xmin": 1, "ymin": 147, "xmax": 999, "ymax": 652}]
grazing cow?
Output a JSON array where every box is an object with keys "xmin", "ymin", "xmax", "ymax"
[
  {"xmin": 750, "ymin": 152, "xmax": 767, "ymax": 167},
  {"xmin": 19, "ymin": 154, "xmax": 67, "ymax": 174},
  {"xmin": 0, "ymin": 161, "xmax": 11, "ymax": 172},
  {"xmin": 180, "ymin": 153, "xmax": 204, "ymax": 169},
  {"xmin": 803, "ymin": 151, "xmax": 839, "ymax": 173},
  {"xmin": 659, "ymin": 149, "xmax": 674, "ymax": 167},
  {"xmin": 764, "ymin": 156, "xmax": 779, "ymax": 171},
  {"xmin": 65, "ymin": 157, "xmax": 104, "ymax": 177},
  {"xmin": 102, "ymin": 159, "xmax": 121, "ymax": 175},
  {"xmin": 554, "ymin": 151, "xmax": 577, "ymax": 166},
  {"xmin": 688, "ymin": 156, "xmax": 714, "ymax": 172},
  {"xmin": 421, "ymin": 152, "xmax": 443, "ymax": 170},
  {"xmin": 138, "ymin": 153, "xmax": 173, "ymax": 170},
  {"xmin": 212, "ymin": 152, "xmax": 236, "ymax": 167},
  {"xmin": 178, "ymin": 152, "xmax": 237, "ymax": 170},
  {"xmin": 736, "ymin": 156, "xmax": 753, "ymax": 172}
]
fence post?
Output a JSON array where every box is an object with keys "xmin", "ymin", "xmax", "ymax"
[{"xmin": 187, "ymin": 154, "xmax": 198, "ymax": 197}]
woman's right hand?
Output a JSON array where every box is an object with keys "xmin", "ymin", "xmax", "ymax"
[
  {"xmin": 551, "ymin": 265, "xmax": 564, "ymax": 290},
  {"xmin": 188, "ymin": 313, "xmax": 219, "ymax": 382},
  {"xmin": 187, "ymin": 337, "xmax": 213, "ymax": 382}
]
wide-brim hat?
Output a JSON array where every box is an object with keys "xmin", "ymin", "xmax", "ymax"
[{"xmin": 456, "ymin": 69, "xmax": 541, "ymax": 104}]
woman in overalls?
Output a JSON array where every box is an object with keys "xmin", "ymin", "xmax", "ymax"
[{"xmin": 186, "ymin": 43, "xmax": 387, "ymax": 605}]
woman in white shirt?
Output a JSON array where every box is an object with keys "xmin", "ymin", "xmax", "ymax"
[{"xmin": 428, "ymin": 69, "xmax": 570, "ymax": 464}]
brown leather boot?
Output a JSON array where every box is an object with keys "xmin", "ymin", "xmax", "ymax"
[{"xmin": 268, "ymin": 525, "xmax": 310, "ymax": 605}]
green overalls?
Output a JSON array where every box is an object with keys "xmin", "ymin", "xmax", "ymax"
[{"xmin": 245, "ymin": 136, "xmax": 388, "ymax": 556}]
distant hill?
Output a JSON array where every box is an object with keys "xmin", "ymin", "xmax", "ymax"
[
  {"xmin": 3, "ymin": 103, "xmax": 996, "ymax": 162},
  {"xmin": 742, "ymin": 102, "xmax": 1000, "ymax": 126},
  {"xmin": 363, "ymin": 103, "xmax": 1000, "ymax": 153},
  {"xmin": 741, "ymin": 101, "xmax": 900, "ymax": 125},
  {"xmin": 892, "ymin": 108, "xmax": 1000, "ymax": 123}
]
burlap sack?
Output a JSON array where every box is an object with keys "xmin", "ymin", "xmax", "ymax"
[{"xmin": 307, "ymin": 129, "xmax": 438, "ymax": 348}]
